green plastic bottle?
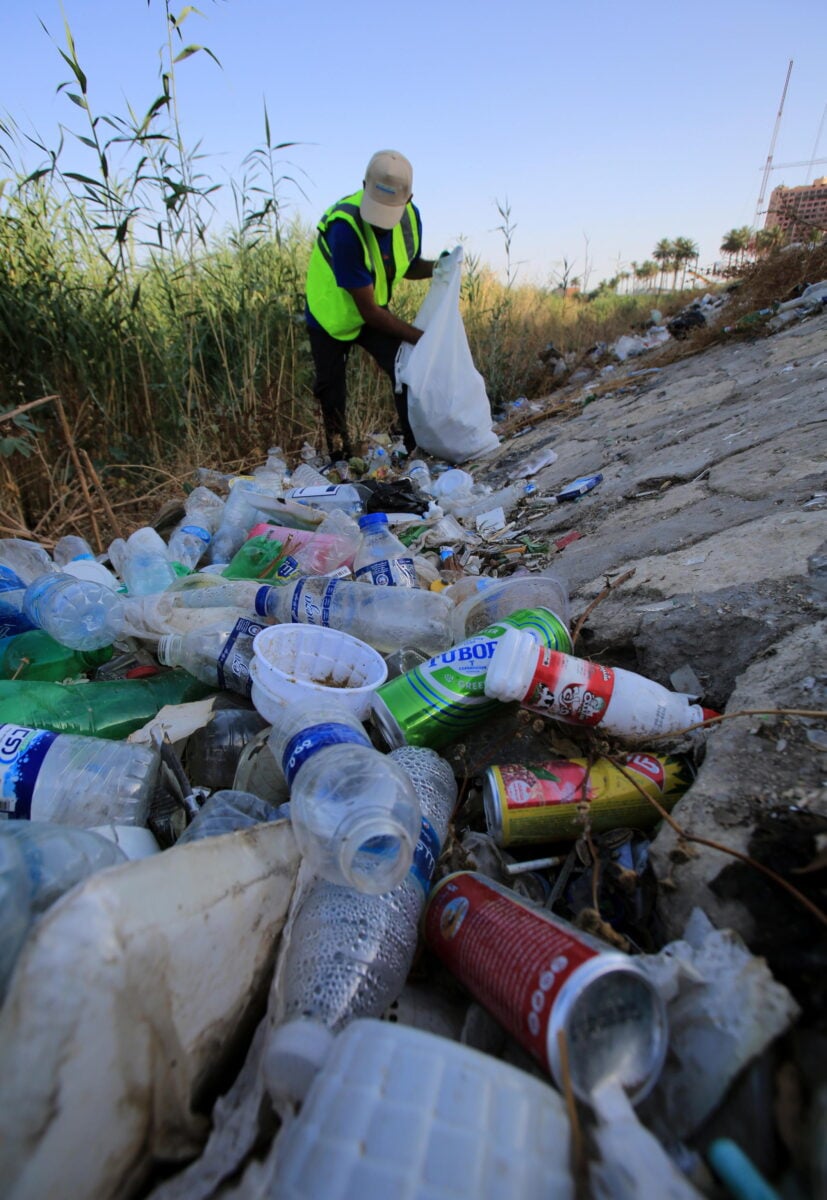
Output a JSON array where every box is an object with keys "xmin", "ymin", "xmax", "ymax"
[
  {"xmin": 0, "ymin": 629, "xmax": 114, "ymax": 682},
  {"xmin": 0, "ymin": 669, "xmax": 214, "ymax": 739}
]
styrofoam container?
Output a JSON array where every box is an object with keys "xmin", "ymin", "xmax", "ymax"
[{"xmin": 251, "ymin": 625, "xmax": 388, "ymax": 722}]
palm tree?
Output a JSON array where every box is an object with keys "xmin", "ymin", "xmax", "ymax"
[
  {"xmin": 673, "ymin": 237, "xmax": 699, "ymax": 289},
  {"xmin": 653, "ymin": 238, "xmax": 674, "ymax": 291},
  {"xmin": 755, "ymin": 225, "xmax": 785, "ymax": 255},
  {"xmin": 637, "ymin": 260, "xmax": 658, "ymax": 292},
  {"xmin": 720, "ymin": 227, "xmax": 750, "ymax": 272}
]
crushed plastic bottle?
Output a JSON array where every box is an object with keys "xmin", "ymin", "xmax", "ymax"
[
  {"xmin": 22, "ymin": 573, "xmax": 127, "ymax": 651},
  {"xmin": 176, "ymin": 789, "xmax": 281, "ymax": 844},
  {"xmin": 0, "ymin": 539, "xmax": 54, "ymax": 583},
  {"xmin": 108, "ymin": 527, "xmax": 177, "ymax": 595},
  {"xmin": 183, "ymin": 707, "xmax": 270, "ymax": 789}
]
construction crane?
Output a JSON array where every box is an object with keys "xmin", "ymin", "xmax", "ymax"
[
  {"xmin": 754, "ymin": 60, "xmax": 794, "ymax": 228},
  {"xmin": 759, "ymin": 159, "xmax": 827, "ymax": 171}
]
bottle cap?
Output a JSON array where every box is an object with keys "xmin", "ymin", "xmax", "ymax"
[
  {"xmin": 263, "ymin": 1018, "xmax": 335, "ymax": 1106},
  {"xmin": 357, "ymin": 512, "xmax": 388, "ymax": 531}
]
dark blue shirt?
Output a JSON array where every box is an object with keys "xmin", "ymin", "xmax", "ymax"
[{"xmin": 306, "ymin": 203, "xmax": 423, "ymax": 330}]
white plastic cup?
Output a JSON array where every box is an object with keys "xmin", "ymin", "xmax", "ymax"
[{"xmin": 251, "ymin": 625, "xmax": 388, "ymax": 722}]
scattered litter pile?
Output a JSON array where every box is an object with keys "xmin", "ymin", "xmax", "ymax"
[{"xmin": 1, "ymin": 272, "xmax": 825, "ymax": 1200}]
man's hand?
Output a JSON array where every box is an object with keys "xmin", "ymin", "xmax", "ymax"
[{"xmin": 433, "ymin": 251, "xmax": 452, "ymax": 283}]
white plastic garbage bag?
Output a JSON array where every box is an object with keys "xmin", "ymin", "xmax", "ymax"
[{"xmin": 396, "ymin": 246, "xmax": 500, "ymax": 464}]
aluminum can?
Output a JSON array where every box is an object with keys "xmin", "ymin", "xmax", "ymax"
[
  {"xmin": 483, "ymin": 753, "xmax": 692, "ymax": 845},
  {"xmin": 423, "ymin": 871, "xmax": 668, "ymax": 1103},
  {"xmin": 371, "ymin": 607, "xmax": 571, "ymax": 750}
]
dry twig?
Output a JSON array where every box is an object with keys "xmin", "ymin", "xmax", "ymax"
[{"xmin": 571, "ymin": 569, "xmax": 636, "ymax": 646}]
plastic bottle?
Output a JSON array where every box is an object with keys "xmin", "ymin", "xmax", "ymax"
[
  {"xmin": 0, "ymin": 669, "xmax": 212, "ymax": 739},
  {"xmin": 267, "ymin": 699, "xmax": 421, "ymax": 893},
  {"xmin": 364, "ymin": 444, "xmax": 390, "ymax": 478},
  {"xmin": 183, "ymin": 708, "xmax": 270, "ymax": 789},
  {"xmin": 175, "ymin": 789, "xmax": 281, "ymax": 845},
  {"xmin": 203, "ymin": 576, "xmax": 454, "ymax": 656},
  {"xmin": 4, "ymin": 820, "xmax": 128, "ymax": 911},
  {"xmin": 156, "ymin": 617, "xmax": 266, "ymax": 696},
  {"xmin": 484, "ymin": 627, "xmax": 718, "ymax": 738},
  {"xmin": 253, "ymin": 447, "xmax": 289, "ymax": 490},
  {"xmin": 289, "ymin": 462, "xmax": 331, "ymax": 489},
  {"xmin": 0, "ymin": 629, "xmax": 113, "ymax": 682},
  {"xmin": 170, "ymin": 575, "xmax": 454, "ymax": 656},
  {"xmin": 282, "ymin": 509, "xmax": 360, "ymax": 577},
  {"xmin": 0, "ymin": 539, "xmax": 54, "ymax": 583},
  {"xmin": 284, "ymin": 482, "xmax": 365, "ymax": 517},
  {"xmin": 353, "ymin": 512, "xmax": 416, "ymax": 587},
  {"xmin": 406, "ymin": 458, "xmax": 433, "ymax": 496},
  {"xmin": 449, "ymin": 479, "xmax": 536, "ymax": 522},
  {"xmin": 53, "ymin": 535, "xmax": 96, "ymax": 566},
  {"xmin": 108, "ymin": 527, "xmax": 177, "ymax": 594},
  {"xmin": 167, "ymin": 487, "xmax": 225, "ymax": 570},
  {"xmin": 0, "ymin": 724, "xmax": 160, "ymax": 825},
  {"xmin": 0, "ymin": 567, "xmax": 36, "ymax": 639},
  {"xmin": 22, "ymin": 573, "xmax": 127, "ymax": 651},
  {"xmin": 274, "ymin": 746, "xmax": 456, "ymax": 1033},
  {"xmin": 209, "ymin": 480, "xmax": 280, "ymax": 565},
  {"xmin": 0, "ymin": 821, "xmax": 128, "ymax": 999}
]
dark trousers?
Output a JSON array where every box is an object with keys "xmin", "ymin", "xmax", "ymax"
[{"xmin": 307, "ymin": 321, "xmax": 416, "ymax": 458}]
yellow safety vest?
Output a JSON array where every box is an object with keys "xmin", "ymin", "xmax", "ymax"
[{"xmin": 305, "ymin": 189, "xmax": 420, "ymax": 340}]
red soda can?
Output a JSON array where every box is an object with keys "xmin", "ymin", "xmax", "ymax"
[{"xmin": 423, "ymin": 871, "xmax": 668, "ymax": 1103}]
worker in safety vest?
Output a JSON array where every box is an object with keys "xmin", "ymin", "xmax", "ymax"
[{"xmin": 305, "ymin": 149, "xmax": 445, "ymax": 461}]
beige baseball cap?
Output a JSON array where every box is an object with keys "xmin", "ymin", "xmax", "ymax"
[{"xmin": 360, "ymin": 150, "xmax": 413, "ymax": 229}]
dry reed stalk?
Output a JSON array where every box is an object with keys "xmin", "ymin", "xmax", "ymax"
[
  {"xmin": 80, "ymin": 449, "xmax": 124, "ymax": 540},
  {"xmin": 54, "ymin": 398, "xmax": 103, "ymax": 553}
]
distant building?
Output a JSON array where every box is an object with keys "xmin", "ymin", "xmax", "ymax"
[{"xmin": 766, "ymin": 177, "xmax": 827, "ymax": 240}]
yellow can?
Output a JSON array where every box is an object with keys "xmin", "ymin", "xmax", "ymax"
[{"xmin": 483, "ymin": 753, "xmax": 693, "ymax": 845}]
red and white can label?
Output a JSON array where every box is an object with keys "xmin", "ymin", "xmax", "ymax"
[
  {"xmin": 525, "ymin": 648, "xmax": 615, "ymax": 727},
  {"xmin": 424, "ymin": 873, "xmax": 598, "ymax": 1071}
]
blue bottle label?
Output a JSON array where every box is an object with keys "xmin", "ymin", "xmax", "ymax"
[
  {"xmin": 354, "ymin": 557, "xmax": 416, "ymax": 586},
  {"xmin": 282, "ymin": 722, "xmax": 370, "ymax": 786},
  {"xmin": 0, "ymin": 724, "xmax": 58, "ymax": 819},
  {"xmin": 409, "ymin": 816, "xmax": 442, "ymax": 894},
  {"xmin": 180, "ymin": 524, "xmax": 211, "ymax": 545},
  {"xmin": 0, "ymin": 567, "xmax": 36, "ymax": 637},
  {"xmin": 216, "ymin": 618, "xmax": 265, "ymax": 696},
  {"xmin": 290, "ymin": 578, "xmax": 322, "ymax": 625}
]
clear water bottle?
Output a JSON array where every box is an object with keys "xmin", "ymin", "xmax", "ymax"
[
  {"xmin": 254, "ymin": 447, "xmax": 289, "ymax": 491},
  {"xmin": 406, "ymin": 458, "xmax": 433, "ymax": 496},
  {"xmin": 0, "ymin": 567, "xmax": 38, "ymax": 639},
  {"xmin": 450, "ymin": 479, "xmax": 536, "ymax": 522},
  {"xmin": 183, "ymin": 708, "xmax": 270, "ymax": 789},
  {"xmin": 167, "ymin": 487, "xmax": 225, "ymax": 570},
  {"xmin": 267, "ymin": 699, "xmax": 421, "ymax": 894},
  {"xmin": 4, "ymin": 820, "xmax": 128, "ymax": 911},
  {"xmin": 274, "ymin": 746, "xmax": 456, "ymax": 1032},
  {"xmin": 353, "ymin": 513, "xmax": 416, "ymax": 587},
  {"xmin": 156, "ymin": 616, "xmax": 265, "ymax": 696},
  {"xmin": 53, "ymin": 535, "xmax": 96, "ymax": 566},
  {"xmin": 0, "ymin": 539, "xmax": 54, "ymax": 583},
  {"xmin": 210, "ymin": 482, "xmax": 271, "ymax": 564},
  {"xmin": 108, "ymin": 527, "xmax": 177, "ymax": 595},
  {"xmin": 0, "ymin": 724, "xmax": 160, "ymax": 825},
  {"xmin": 22, "ymin": 573, "xmax": 126, "ymax": 651},
  {"xmin": 284, "ymin": 483, "xmax": 365, "ymax": 517},
  {"xmin": 176, "ymin": 789, "xmax": 281, "ymax": 845},
  {"xmin": 364, "ymin": 445, "xmax": 390, "ymax": 478},
  {"xmin": 289, "ymin": 462, "xmax": 331, "ymax": 489},
  {"xmin": 259, "ymin": 577, "xmax": 453, "ymax": 656}
]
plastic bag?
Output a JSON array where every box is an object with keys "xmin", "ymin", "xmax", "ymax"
[{"xmin": 396, "ymin": 246, "xmax": 499, "ymax": 464}]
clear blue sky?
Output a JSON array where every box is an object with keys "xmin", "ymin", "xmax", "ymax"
[{"xmin": 2, "ymin": 0, "xmax": 826, "ymax": 286}]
